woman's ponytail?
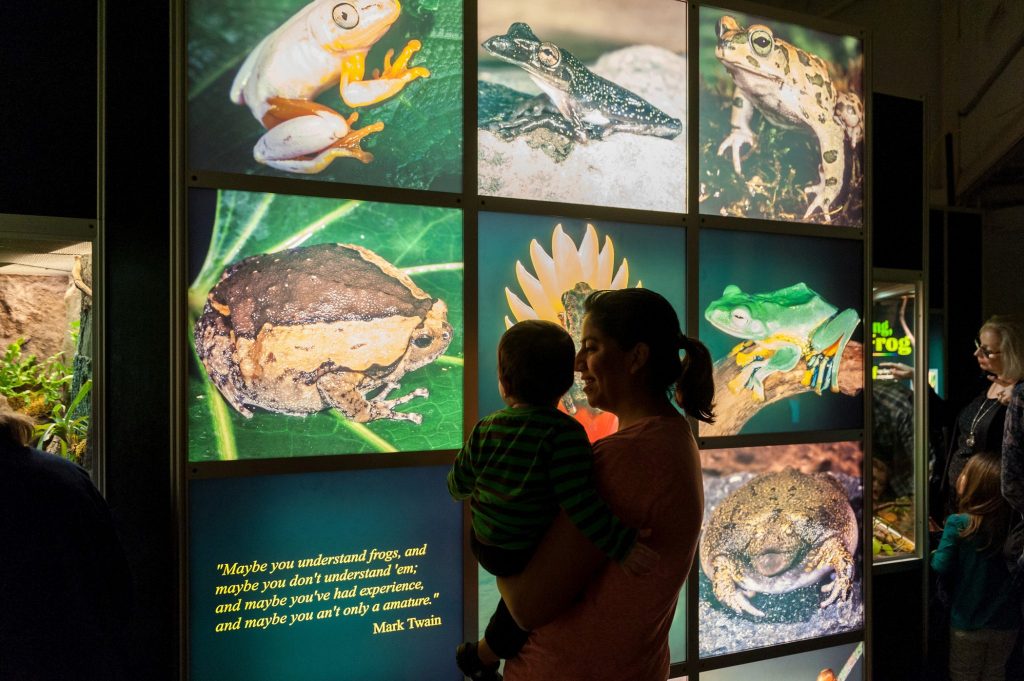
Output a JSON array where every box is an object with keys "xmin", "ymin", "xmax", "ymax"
[
  {"xmin": 676, "ymin": 333, "xmax": 716, "ymax": 424},
  {"xmin": 583, "ymin": 288, "xmax": 716, "ymax": 423}
]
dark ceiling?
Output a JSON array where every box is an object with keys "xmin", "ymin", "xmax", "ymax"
[{"xmin": 961, "ymin": 135, "xmax": 1024, "ymax": 210}]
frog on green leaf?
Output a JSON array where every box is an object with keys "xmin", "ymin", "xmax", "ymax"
[{"xmin": 704, "ymin": 283, "xmax": 859, "ymax": 401}]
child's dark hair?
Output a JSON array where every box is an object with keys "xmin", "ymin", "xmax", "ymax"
[
  {"xmin": 583, "ymin": 289, "xmax": 716, "ymax": 423},
  {"xmin": 957, "ymin": 451, "xmax": 1011, "ymax": 552},
  {"xmin": 497, "ymin": 320, "xmax": 576, "ymax": 406}
]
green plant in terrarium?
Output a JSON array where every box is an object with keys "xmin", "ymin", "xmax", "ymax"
[
  {"xmin": 34, "ymin": 380, "xmax": 91, "ymax": 459},
  {"xmin": 2, "ymin": 322, "xmax": 90, "ymax": 462},
  {"xmin": 0, "ymin": 338, "xmax": 41, "ymax": 408},
  {"xmin": 0, "ymin": 338, "xmax": 72, "ymax": 417}
]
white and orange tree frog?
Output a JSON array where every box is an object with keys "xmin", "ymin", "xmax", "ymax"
[{"xmin": 230, "ymin": 0, "xmax": 429, "ymax": 173}]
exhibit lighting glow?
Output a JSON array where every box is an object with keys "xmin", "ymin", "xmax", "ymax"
[{"xmin": 503, "ymin": 223, "xmax": 636, "ymax": 328}]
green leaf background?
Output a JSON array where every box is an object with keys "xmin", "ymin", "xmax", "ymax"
[
  {"xmin": 697, "ymin": 8, "xmax": 863, "ymax": 227},
  {"xmin": 187, "ymin": 0, "xmax": 463, "ymax": 191},
  {"xmin": 188, "ymin": 189, "xmax": 464, "ymax": 461}
]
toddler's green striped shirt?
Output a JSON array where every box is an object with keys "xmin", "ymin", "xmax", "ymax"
[{"xmin": 448, "ymin": 405, "xmax": 636, "ymax": 562}]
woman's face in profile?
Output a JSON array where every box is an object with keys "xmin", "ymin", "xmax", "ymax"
[
  {"xmin": 976, "ymin": 328, "xmax": 1004, "ymax": 376},
  {"xmin": 574, "ymin": 315, "xmax": 630, "ymax": 413}
]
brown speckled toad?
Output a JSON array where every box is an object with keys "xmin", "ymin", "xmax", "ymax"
[
  {"xmin": 700, "ymin": 467, "xmax": 858, "ymax": 617},
  {"xmin": 714, "ymin": 15, "xmax": 863, "ymax": 222},
  {"xmin": 194, "ymin": 242, "xmax": 452, "ymax": 423}
]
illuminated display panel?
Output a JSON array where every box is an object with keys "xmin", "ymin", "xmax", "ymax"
[
  {"xmin": 187, "ymin": 0, "xmax": 462, "ymax": 192},
  {"xmin": 478, "ymin": 213, "xmax": 685, "ymax": 442},
  {"xmin": 698, "ymin": 6, "xmax": 864, "ymax": 227},
  {"xmin": 699, "ymin": 229, "xmax": 864, "ymax": 437},
  {"xmin": 477, "ymin": 0, "xmax": 687, "ymax": 212},
  {"xmin": 870, "ymin": 282, "xmax": 918, "ymax": 562},
  {"xmin": 699, "ymin": 442, "xmax": 864, "ymax": 657},
  {"xmin": 180, "ymin": 0, "xmax": 874, "ymax": 676},
  {"xmin": 871, "ymin": 284, "xmax": 916, "ymax": 380},
  {"xmin": 479, "ymin": 563, "xmax": 688, "ymax": 663},
  {"xmin": 929, "ymin": 311, "xmax": 945, "ymax": 398},
  {"xmin": 189, "ymin": 467, "xmax": 463, "ymax": 681},
  {"xmin": 188, "ymin": 188, "xmax": 463, "ymax": 460},
  {"xmin": 702, "ymin": 642, "xmax": 864, "ymax": 680}
]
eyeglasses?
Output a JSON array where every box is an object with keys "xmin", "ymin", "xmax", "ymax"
[{"xmin": 974, "ymin": 339, "xmax": 1002, "ymax": 358}]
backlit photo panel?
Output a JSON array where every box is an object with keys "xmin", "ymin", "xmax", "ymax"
[
  {"xmin": 189, "ymin": 467, "xmax": 463, "ymax": 680},
  {"xmin": 702, "ymin": 642, "xmax": 864, "ymax": 680},
  {"xmin": 478, "ymin": 0, "xmax": 687, "ymax": 212},
  {"xmin": 188, "ymin": 188, "xmax": 463, "ymax": 460},
  {"xmin": 699, "ymin": 229, "xmax": 864, "ymax": 436},
  {"xmin": 698, "ymin": 6, "xmax": 864, "ymax": 227},
  {"xmin": 187, "ymin": 0, "xmax": 462, "ymax": 192},
  {"xmin": 478, "ymin": 213, "xmax": 685, "ymax": 442},
  {"xmin": 479, "ymin": 562, "xmax": 688, "ymax": 663},
  {"xmin": 699, "ymin": 443, "xmax": 864, "ymax": 657}
]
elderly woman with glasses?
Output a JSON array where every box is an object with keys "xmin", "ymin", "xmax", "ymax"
[{"xmin": 939, "ymin": 315, "xmax": 1024, "ymax": 517}]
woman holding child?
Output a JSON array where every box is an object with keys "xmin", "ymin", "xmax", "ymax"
[{"xmin": 494, "ymin": 288, "xmax": 713, "ymax": 680}]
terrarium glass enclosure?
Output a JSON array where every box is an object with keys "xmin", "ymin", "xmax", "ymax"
[
  {"xmin": 871, "ymin": 277, "xmax": 925, "ymax": 564},
  {"xmin": 0, "ymin": 236, "xmax": 94, "ymax": 471}
]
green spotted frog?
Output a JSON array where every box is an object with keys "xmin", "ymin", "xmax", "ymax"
[
  {"xmin": 714, "ymin": 15, "xmax": 863, "ymax": 221},
  {"xmin": 704, "ymin": 283, "xmax": 860, "ymax": 400},
  {"xmin": 482, "ymin": 23, "xmax": 681, "ymax": 143}
]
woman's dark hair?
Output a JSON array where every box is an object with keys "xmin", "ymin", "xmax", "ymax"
[
  {"xmin": 583, "ymin": 289, "xmax": 715, "ymax": 423},
  {"xmin": 498, "ymin": 320, "xmax": 576, "ymax": 405},
  {"xmin": 957, "ymin": 451, "xmax": 1011, "ymax": 552}
]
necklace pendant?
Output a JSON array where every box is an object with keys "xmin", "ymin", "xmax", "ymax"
[{"xmin": 966, "ymin": 434, "xmax": 975, "ymax": 448}]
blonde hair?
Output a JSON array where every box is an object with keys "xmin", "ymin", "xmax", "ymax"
[
  {"xmin": 981, "ymin": 314, "xmax": 1024, "ymax": 381},
  {"xmin": 957, "ymin": 451, "xmax": 1011, "ymax": 552},
  {"xmin": 0, "ymin": 407, "xmax": 36, "ymax": 448}
]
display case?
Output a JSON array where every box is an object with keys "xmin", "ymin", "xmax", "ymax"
[
  {"xmin": 174, "ymin": 0, "xmax": 872, "ymax": 678},
  {"xmin": 870, "ymin": 273, "xmax": 927, "ymax": 565}
]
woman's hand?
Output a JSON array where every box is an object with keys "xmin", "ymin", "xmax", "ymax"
[
  {"xmin": 878, "ymin": 362, "xmax": 913, "ymax": 380},
  {"xmin": 988, "ymin": 375, "xmax": 1014, "ymax": 405},
  {"xmin": 621, "ymin": 533, "xmax": 659, "ymax": 576}
]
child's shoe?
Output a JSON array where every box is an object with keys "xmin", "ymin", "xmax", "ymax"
[{"xmin": 455, "ymin": 641, "xmax": 502, "ymax": 681}]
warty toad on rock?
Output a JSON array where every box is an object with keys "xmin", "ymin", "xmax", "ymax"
[{"xmin": 700, "ymin": 467, "xmax": 858, "ymax": 618}]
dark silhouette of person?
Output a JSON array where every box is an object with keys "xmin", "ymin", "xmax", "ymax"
[{"xmin": 0, "ymin": 406, "xmax": 132, "ymax": 680}]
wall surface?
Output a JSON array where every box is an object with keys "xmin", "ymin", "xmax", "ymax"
[
  {"xmin": 984, "ymin": 205, "xmax": 1024, "ymax": 317},
  {"xmin": 1, "ymin": 1, "xmax": 176, "ymax": 679},
  {"xmin": 0, "ymin": 274, "xmax": 72, "ymax": 361},
  {"xmin": 103, "ymin": 2, "xmax": 176, "ymax": 679},
  {"xmin": 941, "ymin": 0, "xmax": 1024, "ymax": 198},
  {"xmin": 0, "ymin": 2, "xmax": 96, "ymax": 218}
]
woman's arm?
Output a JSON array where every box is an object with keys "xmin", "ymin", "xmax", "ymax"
[
  {"xmin": 1002, "ymin": 384, "xmax": 1024, "ymax": 512},
  {"xmin": 496, "ymin": 509, "xmax": 606, "ymax": 630}
]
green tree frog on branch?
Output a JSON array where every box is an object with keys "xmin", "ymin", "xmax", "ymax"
[{"xmin": 704, "ymin": 283, "xmax": 860, "ymax": 401}]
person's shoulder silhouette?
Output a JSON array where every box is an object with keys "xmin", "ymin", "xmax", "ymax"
[{"xmin": 0, "ymin": 407, "xmax": 131, "ymax": 681}]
